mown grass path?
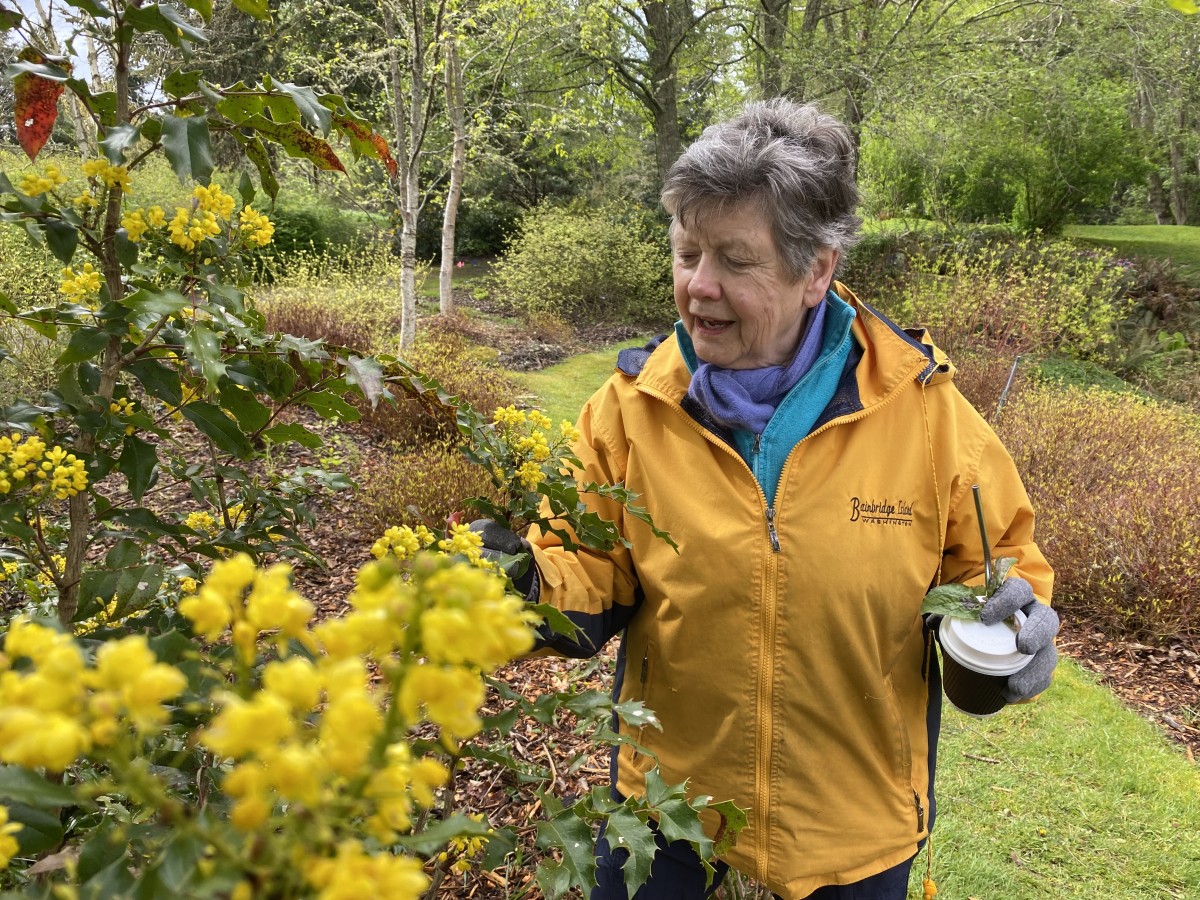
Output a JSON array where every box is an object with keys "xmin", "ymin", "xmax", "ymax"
[{"xmin": 1066, "ymin": 224, "xmax": 1200, "ymax": 287}]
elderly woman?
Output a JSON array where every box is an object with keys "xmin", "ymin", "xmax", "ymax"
[{"xmin": 477, "ymin": 99, "xmax": 1058, "ymax": 900}]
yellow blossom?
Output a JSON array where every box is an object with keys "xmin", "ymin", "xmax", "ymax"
[
  {"xmin": 203, "ymin": 692, "xmax": 295, "ymax": 760},
  {"xmin": 120, "ymin": 209, "xmax": 150, "ymax": 242},
  {"xmin": 239, "ymin": 205, "xmax": 275, "ymax": 247},
  {"xmin": 398, "ymin": 664, "xmax": 485, "ymax": 740},
  {"xmin": 59, "ymin": 262, "xmax": 102, "ymax": 303},
  {"xmin": 305, "ymin": 841, "xmax": 428, "ymax": 900},
  {"xmin": 179, "ymin": 588, "xmax": 233, "ymax": 640},
  {"xmin": 0, "ymin": 805, "xmax": 22, "ymax": 870}
]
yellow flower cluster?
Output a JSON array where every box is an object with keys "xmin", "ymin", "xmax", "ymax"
[
  {"xmin": 0, "ymin": 619, "xmax": 186, "ymax": 771},
  {"xmin": 178, "ymin": 554, "xmax": 314, "ymax": 663},
  {"xmin": 371, "ymin": 524, "xmax": 436, "ymax": 560},
  {"xmin": 186, "ymin": 510, "xmax": 219, "ymax": 534},
  {"xmin": 0, "ymin": 433, "xmax": 88, "ymax": 500},
  {"xmin": 119, "ymin": 206, "xmax": 165, "ymax": 243},
  {"xmin": 82, "ymin": 157, "xmax": 131, "ymax": 194},
  {"xmin": 34, "ymin": 554, "xmax": 65, "ymax": 588},
  {"xmin": 0, "ymin": 560, "xmax": 19, "ymax": 583},
  {"xmin": 305, "ymin": 840, "xmax": 428, "ymax": 900},
  {"xmin": 437, "ymin": 522, "xmax": 496, "ymax": 570},
  {"xmin": 17, "ymin": 162, "xmax": 68, "ymax": 197},
  {"xmin": 59, "ymin": 262, "xmax": 102, "ymax": 304},
  {"xmin": 166, "ymin": 184, "xmax": 240, "ymax": 252},
  {"xmin": 109, "ymin": 397, "xmax": 136, "ymax": 416},
  {"xmin": 491, "ymin": 406, "xmax": 580, "ymax": 491},
  {"xmin": 436, "ymin": 814, "xmax": 492, "ymax": 875},
  {"xmin": 0, "ymin": 805, "xmax": 21, "ymax": 870},
  {"xmin": 239, "ymin": 206, "xmax": 275, "ymax": 247}
]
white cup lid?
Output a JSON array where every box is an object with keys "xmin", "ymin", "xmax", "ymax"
[{"xmin": 939, "ymin": 608, "xmax": 1033, "ymax": 676}]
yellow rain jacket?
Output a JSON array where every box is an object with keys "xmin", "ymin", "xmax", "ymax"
[{"xmin": 530, "ymin": 285, "xmax": 1053, "ymax": 898}]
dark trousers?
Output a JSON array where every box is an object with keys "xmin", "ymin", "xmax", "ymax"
[{"xmin": 592, "ymin": 822, "xmax": 915, "ymax": 900}]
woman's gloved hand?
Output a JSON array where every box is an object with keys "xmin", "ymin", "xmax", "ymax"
[
  {"xmin": 468, "ymin": 519, "xmax": 539, "ymax": 602},
  {"xmin": 980, "ymin": 576, "xmax": 1060, "ymax": 702}
]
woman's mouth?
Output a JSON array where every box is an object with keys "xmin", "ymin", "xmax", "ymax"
[{"xmin": 695, "ymin": 316, "xmax": 733, "ymax": 333}]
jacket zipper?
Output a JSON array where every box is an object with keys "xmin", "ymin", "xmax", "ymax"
[{"xmin": 914, "ymin": 789, "xmax": 925, "ymax": 832}]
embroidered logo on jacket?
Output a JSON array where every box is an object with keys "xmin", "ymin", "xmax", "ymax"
[{"xmin": 849, "ymin": 497, "xmax": 914, "ymax": 527}]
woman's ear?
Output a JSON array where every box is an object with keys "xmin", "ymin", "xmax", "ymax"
[{"xmin": 803, "ymin": 248, "xmax": 840, "ymax": 308}]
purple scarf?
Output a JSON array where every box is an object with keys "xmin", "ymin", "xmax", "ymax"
[{"xmin": 687, "ymin": 301, "xmax": 828, "ymax": 434}]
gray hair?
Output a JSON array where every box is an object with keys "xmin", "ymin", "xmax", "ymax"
[{"xmin": 661, "ymin": 99, "xmax": 862, "ymax": 282}]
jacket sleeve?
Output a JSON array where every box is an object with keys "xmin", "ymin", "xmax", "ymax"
[
  {"xmin": 526, "ymin": 381, "xmax": 643, "ymax": 658},
  {"xmin": 939, "ymin": 411, "xmax": 1054, "ymax": 605}
]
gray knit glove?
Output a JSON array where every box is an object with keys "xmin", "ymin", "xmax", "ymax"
[
  {"xmin": 980, "ymin": 577, "xmax": 1060, "ymax": 703},
  {"xmin": 468, "ymin": 519, "xmax": 540, "ymax": 602}
]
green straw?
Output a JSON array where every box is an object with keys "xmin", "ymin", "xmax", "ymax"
[{"xmin": 972, "ymin": 484, "xmax": 993, "ymax": 591}]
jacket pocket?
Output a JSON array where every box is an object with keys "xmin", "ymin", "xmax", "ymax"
[
  {"xmin": 884, "ymin": 674, "xmax": 913, "ymax": 789},
  {"xmin": 630, "ymin": 641, "xmax": 655, "ymax": 764}
]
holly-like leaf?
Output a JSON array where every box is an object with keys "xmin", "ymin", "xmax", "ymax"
[
  {"xmin": 58, "ymin": 327, "xmax": 110, "ymax": 365},
  {"xmin": 342, "ymin": 354, "xmax": 387, "ymax": 409},
  {"xmin": 613, "ymin": 699, "xmax": 661, "ymax": 731},
  {"xmin": 643, "ymin": 769, "xmax": 710, "ymax": 855},
  {"xmin": 261, "ymin": 422, "xmax": 322, "ymax": 450},
  {"xmin": 329, "ymin": 111, "xmax": 398, "ymax": 179},
  {"xmin": 706, "ymin": 799, "xmax": 747, "ymax": 857},
  {"xmin": 63, "ymin": 0, "xmax": 113, "ymax": 17},
  {"xmin": 159, "ymin": 114, "xmax": 213, "ymax": 184},
  {"xmin": 76, "ymin": 564, "xmax": 165, "ymax": 622},
  {"xmin": 300, "ymin": 389, "xmax": 360, "ymax": 422},
  {"xmin": 219, "ymin": 383, "xmax": 270, "ymax": 433},
  {"xmin": 181, "ymin": 401, "xmax": 252, "ymax": 456},
  {"xmin": 604, "ymin": 805, "xmax": 658, "ymax": 896},
  {"xmin": 13, "ymin": 48, "xmax": 70, "ymax": 161},
  {"xmin": 0, "ymin": 7, "xmax": 24, "ymax": 28},
  {"xmin": 183, "ymin": 321, "xmax": 227, "ymax": 388},
  {"xmin": 535, "ymin": 810, "xmax": 597, "ymax": 897},
  {"xmin": 6, "ymin": 803, "xmax": 64, "ymax": 856},
  {"xmin": 239, "ymin": 114, "xmax": 345, "ymax": 173},
  {"xmin": 99, "ymin": 123, "xmax": 140, "ymax": 164},
  {"xmin": 919, "ymin": 582, "xmax": 983, "ymax": 619},
  {"xmin": 43, "ymin": 219, "xmax": 78, "ymax": 264},
  {"xmin": 275, "ymin": 81, "xmax": 331, "ymax": 134},
  {"xmin": 237, "ymin": 134, "xmax": 279, "ymax": 200},
  {"xmin": 163, "ymin": 70, "xmax": 202, "ymax": 99},
  {"xmin": 117, "ymin": 435, "xmax": 158, "ymax": 501},
  {"xmin": 123, "ymin": 3, "xmax": 207, "ymax": 47}
]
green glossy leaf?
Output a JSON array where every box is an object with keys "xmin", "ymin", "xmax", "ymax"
[
  {"xmin": 159, "ymin": 114, "xmax": 213, "ymax": 184},
  {"xmin": 117, "ymin": 434, "xmax": 158, "ymax": 501},
  {"xmin": 181, "ymin": 401, "xmax": 252, "ymax": 456},
  {"xmin": 231, "ymin": 0, "xmax": 269, "ymax": 18},
  {"xmin": 7, "ymin": 802, "xmax": 64, "ymax": 855},
  {"xmin": 58, "ymin": 327, "xmax": 110, "ymax": 365},
  {"xmin": 342, "ymin": 354, "xmax": 387, "ymax": 409},
  {"xmin": 43, "ymin": 219, "xmax": 78, "ymax": 263},
  {"xmin": 127, "ymin": 358, "xmax": 182, "ymax": 406},
  {"xmin": 393, "ymin": 814, "xmax": 493, "ymax": 856},
  {"xmin": 76, "ymin": 819, "xmax": 126, "ymax": 882},
  {"xmin": 183, "ymin": 321, "xmax": 227, "ymax": 388},
  {"xmin": 480, "ymin": 824, "xmax": 518, "ymax": 870},
  {"xmin": 993, "ymin": 556, "xmax": 1019, "ymax": 589},
  {"xmin": 0, "ymin": 7, "xmax": 25, "ymax": 28},
  {"xmin": 237, "ymin": 170, "xmax": 255, "ymax": 206},
  {"xmin": 124, "ymin": 3, "xmax": 207, "ymax": 47},
  {"xmin": 63, "ymin": 0, "xmax": 113, "ymax": 17},
  {"xmin": 219, "ymin": 384, "xmax": 270, "ymax": 433},
  {"xmin": 99, "ymin": 123, "xmax": 139, "ymax": 164},
  {"xmin": 104, "ymin": 538, "xmax": 143, "ymax": 569},
  {"xmin": 613, "ymin": 699, "xmax": 661, "ymax": 731},
  {"xmin": 0, "ymin": 291, "xmax": 16, "ymax": 314},
  {"xmin": 0, "ymin": 765, "xmax": 77, "ymax": 807},
  {"xmin": 919, "ymin": 583, "xmax": 983, "ymax": 619},
  {"xmin": 157, "ymin": 831, "xmax": 206, "ymax": 891},
  {"xmin": 114, "ymin": 229, "xmax": 139, "ymax": 267},
  {"xmin": 76, "ymin": 564, "xmax": 165, "ymax": 621},
  {"xmin": 261, "ymin": 422, "xmax": 322, "ymax": 450},
  {"xmin": 236, "ymin": 134, "xmax": 278, "ymax": 200},
  {"xmin": 163, "ymin": 70, "xmax": 202, "ymax": 99},
  {"xmin": 536, "ymin": 860, "xmax": 571, "ymax": 900},
  {"xmin": 643, "ymin": 769, "xmax": 709, "ymax": 853},
  {"xmin": 300, "ymin": 389, "xmax": 360, "ymax": 422},
  {"xmin": 604, "ymin": 805, "xmax": 657, "ymax": 896},
  {"xmin": 535, "ymin": 810, "xmax": 596, "ymax": 897},
  {"xmin": 276, "ymin": 82, "xmax": 330, "ymax": 134},
  {"xmin": 121, "ymin": 287, "xmax": 188, "ymax": 317}
]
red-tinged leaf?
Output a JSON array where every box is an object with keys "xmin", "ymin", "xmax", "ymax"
[
  {"xmin": 331, "ymin": 113, "xmax": 397, "ymax": 179},
  {"xmin": 13, "ymin": 48, "xmax": 70, "ymax": 161},
  {"xmin": 240, "ymin": 114, "xmax": 345, "ymax": 173}
]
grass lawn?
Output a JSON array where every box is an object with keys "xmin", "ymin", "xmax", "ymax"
[
  {"xmin": 1066, "ymin": 224, "xmax": 1200, "ymax": 287},
  {"xmin": 520, "ymin": 347, "xmax": 1200, "ymax": 900}
]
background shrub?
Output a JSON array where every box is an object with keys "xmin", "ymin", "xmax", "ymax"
[
  {"xmin": 355, "ymin": 439, "xmax": 500, "ymax": 533},
  {"xmin": 358, "ymin": 329, "xmax": 522, "ymax": 448},
  {"xmin": 492, "ymin": 201, "xmax": 673, "ymax": 325},
  {"xmin": 0, "ymin": 227, "xmax": 70, "ymax": 406},
  {"xmin": 999, "ymin": 384, "xmax": 1200, "ymax": 639}
]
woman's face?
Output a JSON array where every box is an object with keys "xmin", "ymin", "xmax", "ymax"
[{"xmin": 672, "ymin": 205, "xmax": 838, "ymax": 370}]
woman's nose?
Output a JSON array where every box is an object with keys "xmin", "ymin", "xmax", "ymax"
[{"xmin": 688, "ymin": 255, "xmax": 719, "ymax": 299}]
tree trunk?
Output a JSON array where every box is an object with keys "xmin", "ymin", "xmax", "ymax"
[
  {"xmin": 757, "ymin": 0, "xmax": 790, "ymax": 98},
  {"xmin": 643, "ymin": 0, "xmax": 683, "ymax": 183},
  {"xmin": 439, "ymin": 35, "xmax": 466, "ymax": 316},
  {"xmin": 1147, "ymin": 170, "xmax": 1171, "ymax": 225}
]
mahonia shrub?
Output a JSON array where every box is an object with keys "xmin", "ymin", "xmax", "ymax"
[
  {"xmin": 0, "ymin": 546, "xmax": 538, "ymax": 896},
  {"xmin": 998, "ymin": 383, "xmax": 1200, "ymax": 638},
  {"xmin": 492, "ymin": 202, "xmax": 673, "ymax": 325}
]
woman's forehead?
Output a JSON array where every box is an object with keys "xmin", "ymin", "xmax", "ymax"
[{"xmin": 672, "ymin": 204, "xmax": 773, "ymax": 248}]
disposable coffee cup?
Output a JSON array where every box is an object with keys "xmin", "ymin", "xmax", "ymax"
[{"xmin": 938, "ymin": 608, "xmax": 1033, "ymax": 718}]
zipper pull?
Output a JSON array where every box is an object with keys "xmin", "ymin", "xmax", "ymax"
[
  {"xmin": 914, "ymin": 790, "xmax": 925, "ymax": 832},
  {"xmin": 765, "ymin": 506, "xmax": 781, "ymax": 552}
]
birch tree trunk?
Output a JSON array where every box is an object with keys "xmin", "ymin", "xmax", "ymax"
[{"xmin": 439, "ymin": 34, "xmax": 466, "ymax": 316}]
